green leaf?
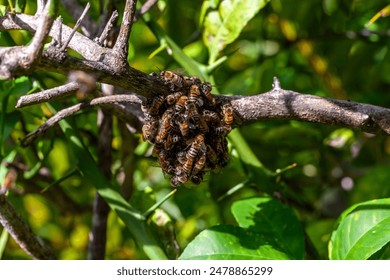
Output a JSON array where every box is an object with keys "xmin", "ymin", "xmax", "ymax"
[
  {"xmin": 329, "ymin": 198, "xmax": 390, "ymax": 260},
  {"xmin": 228, "ymin": 129, "xmax": 275, "ymax": 193},
  {"xmin": 231, "ymin": 197, "xmax": 305, "ymax": 259},
  {"xmin": 179, "ymin": 224, "xmax": 290, "ymax": 260},
  {"xmin": 144, "ymin": 17, "xmax": 208, "ymax": 80},
  {"xmin": 203, "ymin": 0, "xmax": 270, "ymax": 63},
  {"xmin": 0, "ymin": 229, "xmax": 9, "ymax": 259}
]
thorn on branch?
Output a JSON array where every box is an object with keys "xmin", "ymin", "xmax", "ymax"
[
  {"xmin": 51, "ymin": 16, "xmax": 63, "ymax": 48},
  {"xmin": 95, "ymin": 10, "xmax": 119, "ymax": 47},
  {"xmin": 272, "ymin": 76, "xmax": 281, "ymax": 91},
  {"xmin": 60, "ymin": 2, "xmax": 91, "ymax": 52},
  {"xmin": 113, "ymin": 0, "xmax": 137, "ymax": 61},
  {"xmin": 134, "ymin": 0, "xmax": 158, "ymax": 21},
  {"xmin": 0, "ymin": 1, "xmax": 55, "ymax": 79}
]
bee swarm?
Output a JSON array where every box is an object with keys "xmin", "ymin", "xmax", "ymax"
[{"xmin": 141, "ymin": 71, "xmax": 233, "ymax": 187}]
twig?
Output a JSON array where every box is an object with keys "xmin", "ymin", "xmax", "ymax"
[
  {"xmin": 60, "ymin": 3, "xmax": 91, "ymax": 52},
  {"xmin": 53, "ymin": 16, "xmax": 63, "ymax": 48},
  {"xmin": 16, "ymin": 81, "xmax": 80, "ymax": 108},
  {"xmin": 5, "ymin": 161, "xmax": 88, "ymax": 215},
  {"xmin": 0, "ymin": 193, "xmax": 54, "ymax": 259},
  {"xmin": 0, "ymin": 1, "xmax": 55, "ymax": 79},
  {"xmin": 231, "ymin": 87, "xmax": 390, "ymax": 135},
  {"xmin": 21, "ymin": 95, "xmax": 143, "ymax": 146},
  {"xmin": 113, "ymin": 0, "xmax": 137, "ymax": 60},
  {"xmin": 0, "ymin": 13, "xmax": 172, "ymax": 97},
  {"xmin": 96, "ymin": 10, "xmax": 119, "ymax": 46},
  {"xmin": 60, "ymin": 0, "xmax": 97, "ymax": 37},
  {"xmin": 134, "ymin": 0, "xmax": 158, "ymax": 21}
]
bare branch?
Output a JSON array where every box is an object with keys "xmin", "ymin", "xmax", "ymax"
[
  {"xmin": 0, "ymin": 1, "xmax": 55, "ymax": 79},
  {"xmin": 60, "ymin": 3, "xmax": 91, "ymax": 52},
  {"xmin": 113, "ymin": 0, "xmax": 137, "ymax": 61},
  {"xmin": 1, "ymin": 13, "xmax": 170, "ymax": 98},
  {"xmin": 230, "ymin": 87, "xmax": 390, "ymax": 135},
  {"xmin": 0, "ymin": 193, "xmax": 54, "ymax": 259},
  {"xmin": 1, "ymin": 13, "xmax": 105, "ymax": 61},
  {"xmin": 60, "ymin": 0, "xmax": 98, "ymax": 37},
  {"xmin": 16, "ymin": 81, "xmax": 80, "ymax": 108},
  {"xmin": 21, "ymin": 95, "xmax": 143, "ymax": 146},
  {"xmin": 134, "ymin": 0, "xmax": 158, "ymax": 21},
  {"xmin": 3, "ymin": 9, "xmax": 390, "ymax": 139},
  {"xmin": 96, "ymin": 10, "xmax": 119, "ymax": 46}
]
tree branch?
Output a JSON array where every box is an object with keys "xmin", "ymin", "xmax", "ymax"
[
  {"xmin": 0, "ymin": 1, "xmax": 55, "ymax": 79},
  {"xmin": 60, "ymin": 3, "xmax": 91, "ymax": 52},
  {"xmin": 134, "ymin": 0, "xmax": 158, "ymax": 21},
  {"xmin": 0, "ymin": 193, "xmax": 54, "ymax": 259},
  {"xmin": 16, "ymin": 81, "xmax": 80, "ymax": 108},
  {"xmin": 20, "ymin": 95, "xmax": 143, "ymax": 146},
  {"xmin": 0, "ymin": 12, "xmax": 169, "ymax": 98},
  {"xmin": 60, "ymin": 0, "xmax": 98, "ymax": 38},
  {"xmin": 96, "ymin": 10, "xmax": 119, "ymax": 46},
  {"xmin": 2, "ymin": 10, "xmax": 390, "ymax": 139},
  {"xmin": 113, "ymin": 0, "xmax": 137, "ymax": 61},
  {"xmin": 231, "ymin": 79, "xmax": 390, "ymax": 135}
]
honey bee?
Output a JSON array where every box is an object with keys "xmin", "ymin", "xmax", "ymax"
[
  {"xmin": 177, "ymin": 115, "xmax": 189, "ymax": 136},
  {"xmin": 182, "ymin": 156, "xmax": 194, "ymax": 175},
  {"xmin": 215, "ymin": 125, "xmax": 231, "ymax": 136},
  {"xmin": 198, "ymin": 116, "xmax": 209, "ymax": 134},
  {"xmin": 175, "ymin": 95, "xmax": 188, "ymax": 113},
  {"xmin": 166, "ymin": 91, "xmax": 184, "ymax": 105},
  {"xmin": 189, "ymin": 84, "xmax": 201, "ymax": 98},
  {"xmin": 149, "ymin": 95, "xmax": 166, "ymax": 115},
  {"xmin": 190, "ymin": 171, "xmax": 205, "ymax": 185},
  {"xmin": 152, "ymin": 144, "xmax": 162, "ymax": 157},
  {"xmin": 186, "ymin": 134, "xmax": 205, "ymax": 162},
  {"xmin": 192, "ymin": 153, "xmax": 206, "ymax": 175},
  {"xmin": 188, "ymin": 84, "xmax": 203, "ymax": 106},
  {"xmin": 160, "ymin": 71, "xmax": 185, "ymax": 91},
  {"xmin": 142, "ymin": 120, "xmax": 159, "ymax": 143},
  {"xmin": 170, "ymin": 167, "xmax": 188, "ymax": 187},
  {"xmin": 202, "ymin": 110, "xmax": 220, "ymax": 123},
  {"xmin": 215, "ymin": 138, "xmax": 229, "ymax": 166},
  {"xmin": 177, "ymin": 150, "xmax": 187, "ymax": 165},
  {"xmin": 185, "ymin": 101, "xmax": 200, "ymax": 123},
  {"xmin": 200, "ymin": 82, "xmax": 215, "ymax": 105},
  {"xmin": 164, "ymin": 133, "xmax": 180, "ymax": 150},
  {"xmin": 156, "ymin": 109, "xmax": 174, "ymax": 143},
  {"xmin": 206, "ymin": 144, "xmax": 218, "ymax": 164},
  {"xmin": 221, "ymin": 103, "xmax": 234, "ymax": 126},
  {"xmin": 158, "ymin": 151, "xmax": 175, "ymax": 175}
]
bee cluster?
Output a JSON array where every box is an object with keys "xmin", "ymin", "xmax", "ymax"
[{"xmin": 141, "ymin": 71, "xmax": 234, "ymax": 187}]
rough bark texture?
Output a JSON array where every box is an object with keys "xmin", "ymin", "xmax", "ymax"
[{"xmin": 0, "ymin": 194, "xmax": 54, "ymax": 259}]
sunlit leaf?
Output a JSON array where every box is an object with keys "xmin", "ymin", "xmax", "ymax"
[
  {"xmin": 203, "ymin": 0, "xmax": 270, "ymax": 63},
  {"xmin": 329, "ymin": 198, "xmax": 390, "ymax": 260},
  {"xmin": 0, "ymin": 229, "xmax": 9, "ymax": 259},
  {"xmin": 231, "ymin": 197, "xmax": 305, "ymax": 259},
  {"xmin": 179, "ymin": 224, "xmax": 290, "ymax": 260},
  {"xmin": 366, "ymin": 5, "xmax": 390, "ymax": 26}
]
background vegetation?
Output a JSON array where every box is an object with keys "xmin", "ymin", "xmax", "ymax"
[{"xmin": 1, "ymin": 0, "xmax": 390, "ymax": 260}]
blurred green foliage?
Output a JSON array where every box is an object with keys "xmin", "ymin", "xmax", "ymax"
[{"xmin": 1, "ymin": 0, "xmax": 390, "ymax": 260}]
